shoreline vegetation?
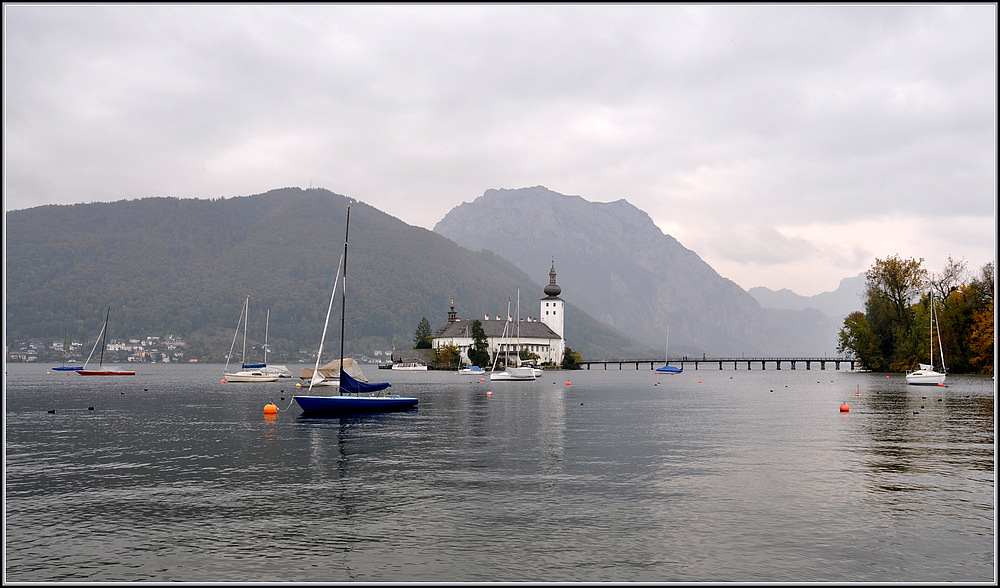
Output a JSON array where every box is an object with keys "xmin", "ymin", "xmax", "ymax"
[{"xmin": 837, "ymin": 256, "xmax": 994, "ymax": 375}]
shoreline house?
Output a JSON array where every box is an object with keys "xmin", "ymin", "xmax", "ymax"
[{"xmin": 433, "ymin": 262, "xmax": 566, "ymax": 367}]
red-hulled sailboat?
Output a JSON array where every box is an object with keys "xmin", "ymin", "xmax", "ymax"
[{"xmin": 78, "ymin": 305, "xmax": 135, "ymax": 376}]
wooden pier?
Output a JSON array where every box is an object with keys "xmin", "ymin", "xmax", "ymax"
[{"xmin": 581, "ymin": 357, "xmax": 857, "ymax": 371}]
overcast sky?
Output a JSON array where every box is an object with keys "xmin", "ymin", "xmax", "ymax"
[{"xmin": 4, "ymin": 4, "xmax": 996, "ymax": 296}]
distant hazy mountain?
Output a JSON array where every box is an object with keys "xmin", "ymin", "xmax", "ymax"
[
  {"xmin": 748, "ymin": 273, "xmax": 866, "ymax": 324},
  {"xmin": 5, "ymin": 188, "xmax": 651, "ymax": 361},
  {"xmin": 434, "ymin": 186, "xmax": 840, "ymax": 356}
]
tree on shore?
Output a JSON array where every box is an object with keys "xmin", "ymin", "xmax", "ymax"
[
  {"xmin": 838, "ymin": 256, "xmax": 994, "ymax": 374},
  {"xmin": 467, "ymin": 320, "xmax": 490, "ymax": 368},
  {"xmin": 413, "ymin": 317, "xmax": 432, "ymax": 349},
  {"xmin": 561, "ymin": 347, "xmax": 583, "ymax": 370}
]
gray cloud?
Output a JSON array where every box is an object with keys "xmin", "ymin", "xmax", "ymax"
[{"xmin": 4, "ymin": 4, "xmax": 995, "ymax": 295}]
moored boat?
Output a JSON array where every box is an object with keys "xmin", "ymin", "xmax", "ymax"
[
  {"xmin": 293, "ymin": 206, "xmax": 417, "ymax": 414},
  {"xmin": 906, "ymin": 291, "xmax": 947, "ymax": 386},
  {"xmin": 655, "ymin": 326, "xmax": 683, "ymax": 375},
  {"xmin": 392, "ymin": 361, "xmax": 428, "ymax": 371},
  {"xmin": 77, "ymin": 306, "xmax": 135, "ymax": 376},
  {"xmin": 223, "ymin": 297, "xmax": 279, "ymax": 383}
]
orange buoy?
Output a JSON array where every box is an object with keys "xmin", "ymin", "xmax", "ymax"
[
  {"xmin": 937, "ymin": 382, "xmax": 944, "ymax": 386},
  {"xmin": 480, "ymin": 377, "xmax": 485, "ymax": 382},
  {"xmin": 886, "ymin": 375, "xmax": 890, "ymax": 378},
  {"xmin": 486, "ymin": 390, "xmax": 493, "ymax": 396},
  {"xmin": 264, "ymin": 403, "xmax": 278, "ymax": 414},
  {"xmin": 221, "ymin": 379, "xmax": 226, "ymax": 383},
  {"xmin": 566, "ymin": 381, "xmax": 571, "ymax": 386},
  {"xmin": 840, "ymin": 403, "xmax": 850, "ymax": 412}
]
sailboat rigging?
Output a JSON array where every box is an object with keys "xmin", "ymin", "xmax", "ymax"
[
  {"xmin": 458, "ymin": 323, "xmax": 485, "ymax": 374},
  {"xmin": 905, "ymin": 291, "xmax": 947, "ymax": 385},
  {"xmin": 489, "ymin": 290, "xmax": 536, "ymax": 381},
  {"xmin": 293, "ymin": 206, "xmax": 418, "ymax": 413},
  {"xmin": 223, "ymin": 296, "xmax": 279, "ymax": 383},
  {"xmin": 78, "ymin": 305, "xmax": 135, "ymax": 376},
  {"xmin": 53, "ymin": 328, "xmax": 83, "ymax": 371},
  {"xmin": 655, "ymin": 325, "xmax": 682, "ymax": 374}
]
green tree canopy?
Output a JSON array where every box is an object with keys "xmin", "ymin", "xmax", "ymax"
[
  {"xmin": 467, "ymin": 320, "xmax": 490, "ymax": 368},
  {"xmin": 561, "ymin": 346, "xmax": 583, "ymax": 370},
  {"xmin": 837, "ymin": 311, "xmax": 880, "ymax": 370},
  {"xmin": 413, "ymin": 317, "xmax": 433, "ymax": 349},
  {"xmin": 864, "ymin": 255, "xmax": 926, "ymax": 371},
  {"xmin": 839, "ymin": 257, "xmax": 994, "ymax": 375}
]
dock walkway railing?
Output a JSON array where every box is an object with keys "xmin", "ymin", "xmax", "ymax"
[{"xmin": 582, "ymin": 357, "xmax": 857, "ymax": 371}]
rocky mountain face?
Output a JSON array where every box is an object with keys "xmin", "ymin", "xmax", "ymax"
[{"xmin": 434, "ymin": 186, "xmax": 840, "ymax": 356}]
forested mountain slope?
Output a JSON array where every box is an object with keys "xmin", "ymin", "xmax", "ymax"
[{"xmin": 6, "ymin": 188, "xmax": 651, "ymax": 361}]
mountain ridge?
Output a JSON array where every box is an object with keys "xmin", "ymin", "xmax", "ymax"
[
  {"xmin": 4, "ymin": 187, "xmax": 654, "ymax": 361},
  {"xmin": 434, "ymin": 186, "xmax": 842, "ymax": 356}
]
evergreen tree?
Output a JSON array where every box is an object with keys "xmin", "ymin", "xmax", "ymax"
[
  {"xmin": 413, "ymin": 317, "xmax": 433, "ymax": 349},
  {"xmin": 468, "ymin": 320, "xmax": 490, "ymax": 367}
]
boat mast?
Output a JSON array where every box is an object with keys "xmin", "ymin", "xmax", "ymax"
[
  {"xmin": 81, "ymin": 310, "xmax": 109, "ymax": 370},
  {"xmin": 516, "ymin": 287, "xmax": 521, "ymax": 364},
  {"xmin": 264, "ymin": 308, "xmax": 270, "ymax": 367},
  {"xmin": 339, "ymin": 206, "xmax": 351, "ymax": 393},
  {"xmin": 309, "ymin": 252, "xmax": 344, "ymax": 391},
  {"xmin": 98, "ymin": 305, "xmax": 110, "ymax": 367},
  {"xmin": 224, "ymin": 297, "xmax": 246, "ymax": 375},
  {"xmin": 490, "ymin": 298, "xmax": 511, "ymax": 373},
  {"xmin": 241, "ymin": 296, "xmax": 249, "ymax": 368},
  {"xmin": 933, "ymin": 292, "xmax": 947, "ymax": 373}
]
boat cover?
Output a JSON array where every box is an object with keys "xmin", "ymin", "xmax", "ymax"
[
  {"xmin": 340, "ymin": 369, "xmax": 391, "ymax": 394},
  {"xmin": 299, "ymin": 357, "xmax": 369, "ymax": 382}
]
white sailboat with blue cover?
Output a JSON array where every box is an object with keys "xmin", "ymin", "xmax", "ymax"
[{"xmin": 223, "ymin": 297, "xmax": 279, "ymax": 383}]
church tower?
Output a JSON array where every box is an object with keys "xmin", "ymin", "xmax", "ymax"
[{"xmin": 540, "ymin": 260, "xmax": 565, "ymax": 364}]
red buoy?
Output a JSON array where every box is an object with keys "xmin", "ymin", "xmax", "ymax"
[{"xmin": 840, "ymin": 403, "xmax": 850, "ymax": 412}]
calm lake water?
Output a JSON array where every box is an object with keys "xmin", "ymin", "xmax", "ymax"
[{"xmin": 4, "ymin": 362, "xmax": 995, "ymax": 582}]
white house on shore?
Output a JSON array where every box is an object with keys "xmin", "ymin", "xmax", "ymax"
[{"xmin": 434, "ymin": 262, "xmax": 566, "ymax": 366}]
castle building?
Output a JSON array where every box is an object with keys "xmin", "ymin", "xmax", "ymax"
[{"xmin": 433, "ymin": 262, "xmax": 566, "ymax": 366}]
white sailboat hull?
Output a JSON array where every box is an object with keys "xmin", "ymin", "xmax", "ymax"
[
  {"xmin": 224, "ymin": 371, "xmax": 280, "ymax": 383},
  {"xmin": 490, "ymin": 366, "xmax": 536, "ymax": 381},
  {"xmin": 905, "ymin": 369, "xmax": 946, "ymax": 385},
  {"xmin": 392, "ymin": 362, "xmax": 428, "ymax": 371}
]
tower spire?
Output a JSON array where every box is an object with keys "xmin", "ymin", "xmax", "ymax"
[{"xmin": 544, "ymin": 259, "xmax": 561, "ymax": 297}]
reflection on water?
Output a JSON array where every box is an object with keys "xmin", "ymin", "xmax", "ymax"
[{"xmin": 4, "ymin": 363, "xmax": 994, "ymax": 582}]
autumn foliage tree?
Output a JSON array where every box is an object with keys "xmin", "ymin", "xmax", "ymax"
[{"xmin": 839, "ymin": 256, "xmax": 994, "ymax": 374}]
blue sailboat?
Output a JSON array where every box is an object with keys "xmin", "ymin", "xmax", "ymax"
[
  {"xmin": 293, "ymin": 206, "xmax": 417, "ymax": 414},
  {"xmin": 53, "ymin": 329, "xmax": 83, "ymax": 371},
  {"xmin": 655, "ymin": 326, "xmax": 683, "ymax": 375}
]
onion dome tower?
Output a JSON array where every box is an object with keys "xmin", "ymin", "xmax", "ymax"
[{"xmin": 540, "ymin": 260, "xmax": 565, "ymax": 364}]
